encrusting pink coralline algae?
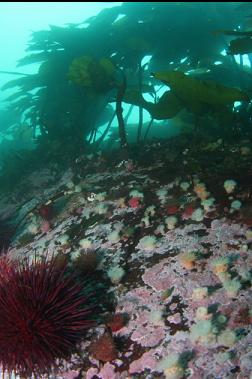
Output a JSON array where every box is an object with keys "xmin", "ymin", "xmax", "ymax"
[{"xmin": 1, "ymin": 148, "xmax": 252, "ymax": 379}]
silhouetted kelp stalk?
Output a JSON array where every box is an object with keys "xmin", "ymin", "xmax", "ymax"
[
  {"xmin": 0, "ymin": 71, "xmax": 31, "ymax": 76},
  {"xmin": 95, "ymin": 110, "xmax": 116, "ymax": 148},
  {"xmin": 137, "ymin": 61, "xmax": 149, "ymax": 143},
  {"xmin": 143, "ymin": 117, "xmax": 154, "ymax": 142},
  {"xmin": 115, "ymin": 70, "xmax": 128, "ymax": 151},
  {"xmin": 124, "ymin": 104, "xmax": 134, "ymax": 124}
]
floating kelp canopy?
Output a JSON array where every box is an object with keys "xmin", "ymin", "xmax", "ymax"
[{"xmin": 1, "ymin": 2, "xmax": 252, "ymax": 177}]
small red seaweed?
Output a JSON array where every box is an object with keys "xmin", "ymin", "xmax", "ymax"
[
  {"xmin": 89, "ymin": 332, "xmax": 118, "ymax": 362},
  {"xmin": 106, "ymin": 313, "xmax": 129, "ymax": 332},
  {"xmin": 167, "ymin": 205, "xmax": 180, "ymax": 215},
  {"xmin": 38, "ymin": 203, "xmax": 54, "ymax": 221},
  {"xmin": 128, "ymin": 197, "xmax": 141, "ymax": 208},
  {"xmin": 182, "ymin": 204, "xmax": 195, "ymax": 219}
]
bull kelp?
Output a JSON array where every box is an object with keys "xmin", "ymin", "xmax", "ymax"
[{"xmin": 0, "ymin": 2, "xmax": 252, "ymax": 379}]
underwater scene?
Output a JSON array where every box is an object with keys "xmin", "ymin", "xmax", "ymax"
[{"xmin": 1, "ymin": 1, "xmax": 252, "ymax": 378}]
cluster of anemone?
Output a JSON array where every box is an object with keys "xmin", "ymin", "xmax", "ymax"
[
  {"xmin": 192, "ymin": 179, "xmax": 216, "ymax": 217},
  {"xmin": 211, "ymin": 256, "xmax": 242, "ymax": 297},
  {"xmin": 165, "ymin": 215, "xmax": 178, "ymax": 230},
  {"xmin": 190, "ymin": 306, "xmax": 237, "ymax": 348},
  {"xmin": 179, "ymin": 251, "xmax": 198, "ymax": 270},
  {"xmin": 180, "ymin": 181, "xmax": 190, "ymax": 191},
  {"xmin": 230, "ymin": 199, "xmax": 242, "ymax": 212},
  {"xmin": 157, "ymin": 352, "xmax": 192, "ymax": 379},
  {"xmin": 156, "ymin": 187, "xmax": 168, "ymax": 204},
  {"xmin": 107, "ymin": 265, "xmax": 125, "ymax": 284},
  {"xmin": 190, "ymin": 207, "xmax": 204, "ymax": 222},
  {"xmin": 223, "ymin": 179, "xmax": 237, "ymax": 194},
  {"xmin": 137, "ymin": 235, "xmax": 157, "ymax": 251},
  {"xmin": 107, "ymin": 222, "xmax": 124, "ymax": 244},
  {"xmin": 141, "ymin": 205, "xmax": 156, "ymax": 227},
  {"xmin": 190, "ymin": 306, "xmax": 218, "ymax": 346},
  {"xmin": 193, "ymin": 181, "xmax": 210, "ymax": 200},
  {"xmin": 191, "ymin": 286, "xmax": 208, "ymax": 301}
]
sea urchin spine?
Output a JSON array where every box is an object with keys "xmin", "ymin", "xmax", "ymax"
[{"xmin": 0, "ymin": 254, "xmax": 95, "ymax": 378}]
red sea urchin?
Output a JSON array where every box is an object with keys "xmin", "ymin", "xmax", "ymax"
[{"xmin": 0, "ymin": 254, "xmax": 96, "ymax": 378}]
